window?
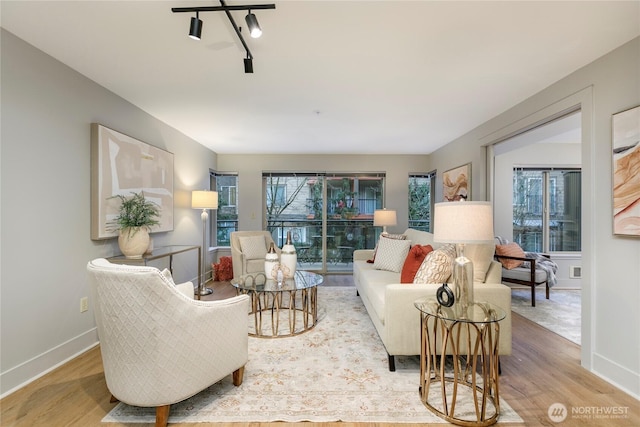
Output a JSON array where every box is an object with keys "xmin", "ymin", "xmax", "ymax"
[
  {"xmin": 211, "ymin": 172, "xmax": 238, "ymax": 246},
  {"xmin": 266, "ymin": 183, "xmax": 287, "ymax": 208},
  {"xmin": 409, "ymin": 172, "xmax": 435, "ymax": 232},
  {"xmin": 513, "ymin": 168, "xmax": 581, "ymax": 252}
]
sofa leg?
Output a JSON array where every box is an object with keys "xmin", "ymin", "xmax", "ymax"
[
  {"xmin": 388, "ymin": 354, "xmax": 396, "ymax": 372},
  {"xmin": 233, "ymin": 366, "xmax": 245, "ymax": 386},
  {"xmin": 356, "ymin": 290, "xmax": 359, "ymax": 296}
]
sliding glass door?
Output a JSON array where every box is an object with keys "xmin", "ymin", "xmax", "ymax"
[{"xmin": 264, "ymin": 173, "xmax": 384, "ymax": 273}]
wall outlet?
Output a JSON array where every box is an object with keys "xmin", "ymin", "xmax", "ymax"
[{"xmin": 80, "ymin": 297, "xmax": 89, "ymax": 313}]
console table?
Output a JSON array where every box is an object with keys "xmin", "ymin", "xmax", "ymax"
[
  {"xmin": 107, "ymin": 245, "xmax": 202, "ymax": 298},
  {"xmin": 414, "ymin": 298, "xmax": 506, "ymax": 426}
]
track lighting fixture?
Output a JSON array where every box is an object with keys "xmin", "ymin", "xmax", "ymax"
[
  {"xmin": 245, "ymin": 12, "xmax": 262, "ymax": 38},
  {"xmin": 172, "ymin": 1, "xmax": 275, "ymax": 73},
  {"xmin": 189, "ymin": 12, "xmax": 202, "ymax": 40}
]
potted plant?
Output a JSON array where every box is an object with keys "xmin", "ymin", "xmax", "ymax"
[{"xmin": 109, "ymin": 191, "xmax": 160, "ymax": 259}]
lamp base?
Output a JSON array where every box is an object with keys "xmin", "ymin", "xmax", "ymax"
[{"xmin": 197, "ymin": 286, "xmax": 213, "ymax": 296}]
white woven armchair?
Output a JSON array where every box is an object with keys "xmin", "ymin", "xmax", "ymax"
[{"xmin": 87, "ymin": 258, "xmax": 250, "ymax": 427}]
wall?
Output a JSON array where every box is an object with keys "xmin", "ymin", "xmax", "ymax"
[
  {"xmin": 0, "ymin": 30, "xmax": 216, "ymax": 396},
  {"xmin": 430, "ymin": 37, "xmax": 640, "ymax": 397},
  {"xmin": 216, "ymin": 154, "xmax": 430, "ymax": 235}
]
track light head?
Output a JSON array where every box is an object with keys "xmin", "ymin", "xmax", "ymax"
[
  {"xmin": 189, "ymin": 13, "xmax": 202, "ymax": 40},
  {"xmin": 245, "ymin": 12, "xmax": 262, "ymax": 38},
  {"xmin": 244, "ymin": 57, "xmax": 254, "ymax": 73}
]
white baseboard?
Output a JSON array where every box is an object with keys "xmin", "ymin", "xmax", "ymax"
[
  {"xmin": 0, "ymin": 328, "xmax": 99, "ymax": 398},
  {"xmin": 592, "ymin": 352, "xmax": 640, "ymax": 400}
]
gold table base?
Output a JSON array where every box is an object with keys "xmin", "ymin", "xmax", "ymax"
[
  {"xmin": 419, "ymin": 312, "xmax": 501, "ymax": 426},
  {"xmin": 237, "ymin": 286, "xmax": 318, "ymax": 338}
]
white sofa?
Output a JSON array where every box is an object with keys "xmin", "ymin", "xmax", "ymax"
[{"xmin": 353, "ymin": 228, "xmax": 512, "ymax": 371}]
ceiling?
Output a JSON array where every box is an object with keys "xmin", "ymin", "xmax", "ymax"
[{"xmin": 1, "ymin": 1, "xmax": 638, "ymax": 155}]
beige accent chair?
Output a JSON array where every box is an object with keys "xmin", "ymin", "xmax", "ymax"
[
  {"xmin": 87, "ymin": 258, "xmax": 250, "ymax": 427},
  {"xmin": 230, "ymin": 230, "xmax": 279, "ymax": 279}
]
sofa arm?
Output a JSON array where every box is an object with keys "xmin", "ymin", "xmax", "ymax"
[{"xmin": 354, "ymin": 249, "xmax": 374, "ymax": 261}]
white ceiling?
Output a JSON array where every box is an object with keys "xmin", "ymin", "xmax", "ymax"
[{"xmin": 1, "ymin": 1, "xmax": 638, "ymax": 155}]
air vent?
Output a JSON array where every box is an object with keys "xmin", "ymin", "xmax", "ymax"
[{"xmin": 570, "ymin": 266, "xmax": 582, "ymax": 279}]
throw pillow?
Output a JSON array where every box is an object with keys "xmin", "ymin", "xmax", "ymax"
[
  {"xmin": 464, "ymin": 243, "xmax": 495, "ymax": 283},
  {"xmin": 495, "ymin": 242, "xmax": 525, "ymax": 269},
  {"xmin": 373, "ymin": 236, "xmax": 412, "ymax": 273},
  {"xmin": 239, "ymin": 235, "xmax": 267, "ymax": 260},
  {"xmin": 400, "ymin": 245, "xmax": 434, "ymax": 283},
  {"xmin": 413, "ymin": 244, "xmax": 456, "ymax": 284},
  {"xmin": 368, "ymin": 233, "xmax": 407, "ymax": 263}
]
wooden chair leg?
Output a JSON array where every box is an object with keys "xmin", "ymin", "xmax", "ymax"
[
  {"xmin": 531, "ymin": 284, "xmax": 536, "ymax": 307},
  {"xmin": 233, "ymin": 366, "xmax": 245, "ymax": 386},
  {"xmin": 109, "ymin": 394, "xmax": 119, "ymax": 403},
  {"xmin": 546, "ymin": 282, "xmax": 550, "ymax": 299},
  {"xmin": 155, "ymin": 405, "xmax": 170, "ymax": 427}
]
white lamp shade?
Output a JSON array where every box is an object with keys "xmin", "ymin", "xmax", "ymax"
[
  {"xmin": 191, "ymin": 190, "xmax": 218, "ymax": 210},
  {"xmin": 373, "ymin": 209, "xmax": 397, "ymax": 227},
  {"xmin": 433, "ymin": 201, "xmax": 494, "ymax": 243}
]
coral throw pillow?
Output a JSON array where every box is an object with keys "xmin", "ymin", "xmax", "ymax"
[
  {"xmin": 401, "ymin": 245, "xmax": 434, "ymax": 283},
  {"xmin": 495, "ymin": 242, "xmax": 526, "ymax": 269}
]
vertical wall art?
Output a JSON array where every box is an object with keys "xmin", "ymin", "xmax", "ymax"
[
  {"xmin": 612, "ymin": 105, "xmax": 640, "ymax": 237},
  {"xmin": 91, "ymin": 124, "xmax": 174, "ymax": 240},
  {"xmin": 443, "ymin": 163, "xmax": 471, "ymax": 201}
]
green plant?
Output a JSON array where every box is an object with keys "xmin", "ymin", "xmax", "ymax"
[{"xmin": 108, "ymin": 191, "xmax": 160, "ymax": 235}]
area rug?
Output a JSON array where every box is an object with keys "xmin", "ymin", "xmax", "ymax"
[
  {"xmin": 510, "ymin": 288, "xmax": 581, "ymax": 345},
  {"xmin": 103, "ymin": 286, "xmax": 523, "ymax": 424}
]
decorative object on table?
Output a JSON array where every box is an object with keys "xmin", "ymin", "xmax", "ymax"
[
  {"xmin": 373, "ymin": 208, "xmax": 397, "ymax": 234},
  {"xmin": 280, "ymin": 231, "xmax": 297, "ymax": 278},
  {"xmin": 442, "ymin": 163, "xmax": 471, "ymax": 201},
  {"xmin": 107, "ymin": 191, "xmax": 160, "ymax": 259},
  {"xmin": 612, "ymin": 105, "xmax": 640, "ymax": 236},
  {"xmin": 436, "ymin": 283, "xmax": 455, "ymax": 307},
  {"xmin": 90, "ymin": 123, "xmax": 174, "ymax": 240},
  {"xmin": 192, "ymin": 190, "xmax": 218, "ymax": 296},
  {"xmin": 264, "ymin": 242, "xmax": 279, "ymax": 278},
  {"xmin": 433, "ymin": 201, "xmax": 494, "ymax": 314}
]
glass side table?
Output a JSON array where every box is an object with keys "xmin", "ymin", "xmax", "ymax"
[{"xmin": 414, "ymin": 298, "xmax": 506, "ymax": 427}]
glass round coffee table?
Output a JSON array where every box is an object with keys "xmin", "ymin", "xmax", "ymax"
[{"xmin": 231, "ymin": 270, "xmax": 323, "ymax": 338}]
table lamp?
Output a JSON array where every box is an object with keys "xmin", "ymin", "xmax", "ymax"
[
  {"xmin": 433, "ymin": 201, "xmax": 494, "ymax": 312},
  {"xmin": 192, "ymin": 190, "xmax": 218, "ymax": 296},
  {"xmin": 374, "ymin": 209, "xmax": 397, "ymax": 234}
]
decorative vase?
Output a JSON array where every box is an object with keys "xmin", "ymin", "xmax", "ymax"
[
  {"xmin": 264, "ymin": 242, "xmax": 279, "ymax": 279},
  {"xmin": 118, "ymin": 227, "xmax": 150, "ymax": 259},
  {"xmin": 280, "ymin": 231, "xmax": 297, "ymax": 278}
]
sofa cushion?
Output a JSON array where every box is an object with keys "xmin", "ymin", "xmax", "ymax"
[
  {"xmin": 373, "ymin": 236, "xmax": 412, "ymax": 273},
  {"xmin": 495, "ymin": 242, "xmax": 525, "ymax": 269},
  {"xmin": 465, "ymin": 243, "xmax": 495, "ymax": 283},
  {"xmin": 413, "ymin": 244, "xmax": 456, "ymax": 283},
  {"xmin": 400, "ymin": 245, "xmax": 433, "ymax": 283},
  {"xmin": 239, "ymin": 235, "xmax": 267, "ymax": 260},
  {"xmin": 403, "ymin": 228, "xmax": 437, "ymax": 247},
  {"xmin": 369, "ymin": 233, "xmax": 407, "ymax": 263}
]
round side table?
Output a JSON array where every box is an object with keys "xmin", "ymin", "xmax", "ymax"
[{"xmin": 414, "ymin": 298, "xmax": 506, "ymax": 427}]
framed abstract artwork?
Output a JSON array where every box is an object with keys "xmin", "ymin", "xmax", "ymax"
[
  {"xmin": 443, "ymin": 163, "xmax": 471, "ymax": 201},
  {"xmin": 90, "ymin": 124, "xmax": 174, "ymax": 240},
  {"xmin": 612, "ymin": 105, "xmax": 640, "ymax": 237}
]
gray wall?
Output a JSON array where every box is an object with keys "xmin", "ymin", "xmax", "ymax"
[
  {"xmin": 216, "ymin": 154, "xmax": 430, "ymax": 235},
  {"xmin": 0, "ymin": 30, "xmax": 216, "ymax": 396},
  {"xmin": 430, "ymin": 37, "xmax": 639, "ymax": 397}
]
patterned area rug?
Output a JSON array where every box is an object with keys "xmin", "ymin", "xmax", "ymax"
[
  {"xmin": 510, "ymin": 288, "xmax": 581, "ymax": 345},
  {"xmin": 103, "ymin": 286, "xmax": 523, "ymax": 424}
]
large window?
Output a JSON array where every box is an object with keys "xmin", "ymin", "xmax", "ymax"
[
  {"xmin": 263, "ymin": 173, "xmax": 384, "ymax": 273},
  {"xmin": 513, "ymin": 168, "xmax": 581, "ymax": 252},
  {"xmin": 211, "ymin": 172, "xmax": 238, "ymax": 246},
  {"xmin": 409, "ymin": 172, "xmax": 435, "ymax": 232}
]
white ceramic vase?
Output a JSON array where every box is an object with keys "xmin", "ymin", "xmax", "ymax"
[
  {"xmin": 264, "ymin": 242, "xmax": 279, "ymax": 279},
  {"xmin": 280, "ymin": 231, "xmax": 297, "ymax": 278},
  {"xmin": 118, "ymin": 227, "xmax": 150, "ymax": 259}
]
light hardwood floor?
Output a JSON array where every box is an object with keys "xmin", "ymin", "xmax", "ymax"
[{"xmin": 1, "ymin": 278, "xmax": 638, "ymax": 427}]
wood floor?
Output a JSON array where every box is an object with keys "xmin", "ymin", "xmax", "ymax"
[{"xmin": 1, "ymin": 277, "xmax": 638, "ymax": 427}]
